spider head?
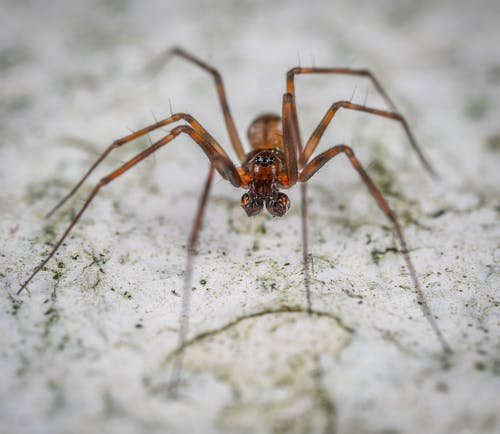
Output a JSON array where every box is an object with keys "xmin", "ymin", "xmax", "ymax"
[
  {"xmin": 241, "ymin": 155, "xmax": 291, "ymax": 219},
  {"xmin": 240, "ymin": 149, "xmax": 290, "ymax": 217},
  {"xmin": 242, "ymin": 149, "xmax": 285, "ymax": 181}
]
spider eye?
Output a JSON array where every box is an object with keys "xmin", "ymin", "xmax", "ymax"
[
  {"xmin": 266, "ymin": 193, "xmax": 290, "ymax": 217},
  {"xmin": 241, "ymin": 193, "xmax": 263, "ymax": 216},
  {"xmin": 254, "ymin": 154, "xmax": 275, "ymax": 167}
]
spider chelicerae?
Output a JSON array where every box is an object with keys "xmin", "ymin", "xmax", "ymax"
[{"xmin": 17, "ymin": 48, "xmax": 451, "ymax": 384}]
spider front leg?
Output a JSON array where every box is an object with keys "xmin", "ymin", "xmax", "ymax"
[
  {"xmin": 286, "ymin": 67, "xmax": 437, "ymax": 177},
  {"xmin": 17, "ymin": 125, "xmax": 241, "ymax": 295},
  {"xmin": 282, "ymin": 93, "xmax": 313, "ymax": 312},
  {"xmin": 45, "ymin": 113, "xmax": 236, "ymax": 218},
  {"xmin": 287, "ymin": 66, "xmax": 399, "ymax": 112},
  {"xmin": 299, "ymin": 145, "xmax": 451, "ymax": 353}
]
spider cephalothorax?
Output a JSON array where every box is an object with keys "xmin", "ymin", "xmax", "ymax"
[
  {"xmin": 240, "ymin": 114, "xmax": 290, "ymax": 217},
  {"xmin": 240, "ymin": 146, "xmax": 290, "ymax": 217}
]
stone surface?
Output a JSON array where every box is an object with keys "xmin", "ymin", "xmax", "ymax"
[{"xmin": 1, "ymin": 1, "xmax": 499, "ymax": 433}]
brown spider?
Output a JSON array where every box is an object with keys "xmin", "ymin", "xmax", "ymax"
[{"xmin": 17, "ymin": 48, "xmax": 450, "ymax": 382}]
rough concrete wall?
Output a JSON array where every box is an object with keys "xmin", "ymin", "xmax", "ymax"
[{"xmin": 1, "ymin": 0, "xmax": 499, "ymax": 433}]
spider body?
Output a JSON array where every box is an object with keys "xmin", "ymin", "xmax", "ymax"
[
  {"xmin": 18, "ymin": 48, "xmax": 451, "ymax": 385},
  {"xmin": 240, "ymin": 115, "xmax": 291, "ymax": 217}
]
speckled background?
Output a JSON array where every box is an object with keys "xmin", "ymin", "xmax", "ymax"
[{"xmin": 1, "ymin": 0, "xmax": 499, "ymax": 433}]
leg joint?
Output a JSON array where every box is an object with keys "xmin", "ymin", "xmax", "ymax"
[
  {"xmin": 336, "ymin": 144, "xmax": 354, "ymax": 157},
  {"xmin": 287, "ymin": 67, "xmax": 301, "ymax": 80}
]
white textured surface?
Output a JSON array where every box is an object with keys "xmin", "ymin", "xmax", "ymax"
[{"xmin": 1, "ymin": 1, "xmax": 499, "ymax": 433}]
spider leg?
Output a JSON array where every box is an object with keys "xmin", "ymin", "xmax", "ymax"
[
  {"xmin": 45, "ymin": 113, "xmax": 237, "ymax": 218},
  {"xmin": 282, "ymin": 93, "xmax": 299, "ymax": 185},
  {"xmin": 299, "ymin": 181, "xmax": 312, "ymax": 313},
  {"xmin": 169, "ymin": 164, "xmax": 215, "ymax": 390},
  {"xmin": 282, "ymin": 93, "xmax": 312, "ymax": 312},
  {"xmin": 287, "ymin": 67, "xmax": 398, "ymax": 116},
  {"xmin": 158, "ymin": 47, "xmax": 245, "ymax": 161},
  {"xmin": 300, "ymin": 145, "xmax": 451, "ymax": 353},
  {"xmin": 301, "ymin": 101, "xmax": 436, "ymax": 177},
  {"xmin": 18, "ymin": 126, "xmax": 241, "ymax": 295},
  {"xmin": 286, "ymin": 67, "xmax": 437, "ymax": 177}
]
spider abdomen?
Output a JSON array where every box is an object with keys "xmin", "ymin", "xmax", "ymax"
[{"xmin": 247, "ymin": 113, "xmax": 283, "ymax": 150}]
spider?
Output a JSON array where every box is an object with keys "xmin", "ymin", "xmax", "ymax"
[{"xmin": 17, "ymin": 48, "xmax": 451, "ymax": 382}]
